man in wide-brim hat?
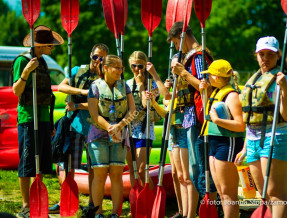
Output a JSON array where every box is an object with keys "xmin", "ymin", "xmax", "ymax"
[{"xmin": 12, "ymin": 25, "xmax": 63, "ymax": 218}]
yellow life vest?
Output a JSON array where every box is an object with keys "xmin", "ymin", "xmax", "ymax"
[
  {"xmin": 240, "ymin": 68, "xmax": 279, "ymax": 125},
  {"xmin": 201, "ymin": 85, "xmax": 244, "ymax": 137},
  {"xmin": 94, "ymin": 78, "xmax": 128, "ymax": 120}
]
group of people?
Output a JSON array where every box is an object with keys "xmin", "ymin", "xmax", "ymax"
[{"xmin": 12, "ymin": 21, "xmax": 287, "ymax": 218}]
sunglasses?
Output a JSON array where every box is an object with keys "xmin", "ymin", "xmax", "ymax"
[
  {"xmin": 92, "ymin": 55, "xmax": 103, "ymax": 62},
  {"xmin": 131, "ymin": 64, "xmax": 144, "ymax": 70}
]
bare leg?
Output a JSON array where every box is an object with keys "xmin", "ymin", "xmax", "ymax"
[
  {"xmin": 173, "ymin": 147, "xmax": 188, "ymax": 217},
  {"xmin": 88, "ymin": 168, "xmax": 94, "ymax": 204},
  {"xmin": 110, "ymin": 165, "xmax": 125, "ymax": 214},
  {"xmin": 126, "ymin": 149, "xmax": 135, "ymax": 188},
  {"xmin": 261, "ymin": 158, "xmax": 287, "ymax": 217},
  {"xmin": 210, "ymin": 156, "xmax": 239, "ymax": 218},
  {"xmin": 136, "ymin": 147, "xmax": 153, "ymax": 189},
  {"xmin": 249, "ymin": 160, "xmax": 264, "ymax": 195},
  {"xmin": 19, "ymin": 177, "xmax": 30, "ymax": 208},
  {"xmin": 169, "ymin": 150, "xmax": 183, "ymax": 215},
  {"xmin": 92, "ymin": 167, "xmax": 108, "ymax": 215}
]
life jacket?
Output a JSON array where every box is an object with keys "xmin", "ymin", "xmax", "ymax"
[
  {"xmin": 94, "ymin": 78, "xmax": 128, "ymax": 121},
  {"xmin": 12, "ymin": 53, "xmax": 52, "ymax": 106},
  {"xmin": 240, "ymin": 68, "xmax": 282, "ymax": 125},
  {"xmin": 127, "ymin": 78, "xmax": 161, "ymax": 123},
  {"xmin": 182, "ymin": 46, "xmax": 213, "ymax": 124},
  {"xmin": 71, "ymin": 65, "xmax": 98, "ymax": 103},
  {"xmin": 201, "ymin": 84, "xmax": 245, "ymax": 137}
]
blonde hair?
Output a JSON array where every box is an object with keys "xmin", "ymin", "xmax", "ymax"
[
  {"xmin": 220, "ymin": 70, "xmax": 240, "ymax": 92},
  {"xmin": 99, "ymin": 55, "xmax": 122, "ymax": 78},
  {"xmin": 128, "ymin": 51, "xmax": 148, "ymax": 65}
]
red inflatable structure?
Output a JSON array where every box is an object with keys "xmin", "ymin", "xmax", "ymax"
[{"xmin": 56, "ymin": 164, "xmax": 175, "ymax": 199}]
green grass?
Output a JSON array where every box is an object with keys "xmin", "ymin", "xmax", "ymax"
[{"xmin": 0, "ymin": 169, "xmax": 180, "ymax": 217}]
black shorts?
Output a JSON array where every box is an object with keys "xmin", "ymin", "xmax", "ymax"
[
  {"xmin": 209, "ymin": 136, "xmax": 244, "ymax": 162},
  {"xmin": 18, "ymin": 122, "xmax": 52, "ymax": 177}
]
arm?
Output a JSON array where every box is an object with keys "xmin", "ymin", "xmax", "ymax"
[
  {"xmin": 277, "ymin": 72, "xmax": 287, "ymax": 121},
  {"xmin": 146, "ymin": 62, "xmax": 171, "ymax": 99},
  {"xmin": 146, "ymin": 91, "xmax": 166, "ymax": 118},
  {"xmin": 58, "ymin": 78, "xmax": 89, "ymax": 96},
  {"xmin": 210, "ymin": 92, "xmax": 246, "ymax": 132},
  {"xmin": 172, "ymin": 62, "xmax": 200, "ymax": 91},
  {"xmin": 13, "ymin": 57, "xmax": 39, "ymax": 96},
  {"xmin": 234, "ymin": 138, "xmax": 247, "ymax": 165},
  {"xmin": 88, "ymin": 97, "xmax": 110, "ymax": 131}
]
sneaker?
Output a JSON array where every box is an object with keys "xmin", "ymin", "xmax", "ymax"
[
  {"xmin": 110, "ymin": 214, "xmax": 119, "ymax": 218},
  {"xmin": 17, "ymin": 208, "xmax": 30, "ymax": 218},
  {"xmin": 81, "ymin": 205, "xmax": 99, "ymax": 218},
  {"xmin": 95, "ymin": 214, "xmax": 105, "ymax": 218},
  {"xmin": 171, "ymin": 212, "xmax": 183, "ymax": 218},
  {"xmin": 48, "ymin": 203, "xmax": 60, "ymax": 214}
]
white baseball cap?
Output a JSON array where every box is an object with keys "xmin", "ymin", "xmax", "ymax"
[{"xmin": 255, "ymin": 36, "xmax": 279, "ymax": 53}]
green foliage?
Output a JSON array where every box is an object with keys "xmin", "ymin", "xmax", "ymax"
[{"xmin": 0, "ymin": 0, "xmax": 286, "ymax": 85}]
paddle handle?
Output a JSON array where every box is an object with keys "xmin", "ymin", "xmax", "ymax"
[
  {"xmin": 68, "ymin": 36, "xmax": 73, "ymax": 173},
  {"xmin": 167, "ymin": 41, "xmax": 174, "ymax": 80},
  {"xmin": 262, "ymin": 20, "xmax": 287, "ymax": 199}
]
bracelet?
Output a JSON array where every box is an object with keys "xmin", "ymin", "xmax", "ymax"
[{"xmin": 20, "ymin": 77, "xmax": 27, "ymax": 82}]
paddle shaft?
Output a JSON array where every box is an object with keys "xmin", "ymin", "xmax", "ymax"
[
  {"xmin": 167, "ymin": 42, "xmax": 175, "ymax": 81},
  {"xmin": 261, "ymin": 21, "xmax": 287, "ymax": 200},
  {"xmin": 145, "ymin": 38, "xmax": 153, "ymax": 183}
]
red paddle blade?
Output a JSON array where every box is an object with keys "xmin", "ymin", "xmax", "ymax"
[
  {"xmin": 141, "ymin": 0, "xmax": 162, "ymax": 36},
  {"xmin": 102, "ymin": 0, "xmax": 124, "ymax": 39},
  {"xmin": 251, "ymin": 201, "xmax": 272, "ymax": 218},
  {"xmin": 182, "ymin": 0, "xmax": 193, "ymax": 32},
  {"xmin": 60, "ymin": 172, "xmax": 79, "ymax": 217},
  {"xmin": 121, "ymin": 0, "xmax": 128, "ymax": 34},
  {"xmin": 199, "ymin": 193, "xmax": 218, "ymax": 218},
  {"xmin": 151, "ymin": 186, "xmax": 166, "ymax": 218},
  {"xmin": 136, "ymin": 184, "xmax": 155, "ymax": 218},
  {"xmin": 166, "ymin": 0, "xmax": 192, "ymax": 33},
  {"xmin": 194, "ymin": 0, "xmax": 212, "ymax": 28},
  {"xmin": 21, "ymin": 0, "xmax": 41, "ymax": 28},
  {"xmin": 30, "ymin": 176, "xmax": 49, "ymax": 218},
  {"xmin": 129, "ymin": 180, "xmax": 144, "ymax": 218},
  {"xmin": 61, "ymin": 0, "xmax": 79, "ymax": 37},
  {"xmin": 282, "ymin": 0, "xmax": 287, "ymax": 14}
]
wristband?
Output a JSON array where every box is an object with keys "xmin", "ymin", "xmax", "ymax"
[{"xmin": 20, "ymin": 77, "xmax": 27, "ymax": 82}]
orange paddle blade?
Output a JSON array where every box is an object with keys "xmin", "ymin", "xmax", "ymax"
[
  {"xmin": 136, "ymin": 184, "xmax": 155, "ymax": 218},
  {"xmin": 129, "ymin": 180, "xmax": 143, "ymax": 218},
  {"xmin": 151, "ymin": 186, "xmax": 166, "ymax": 218},
  {"xmin": 60, "ymin": 172, "xmax": 79, "ymax": 217},
  {"xmin": 199, "ymin": 193, "xmax": 218, "ymax": 218},
  {"xmin": 251, "ymin": 201, "xmax": 272, "ymax": 218},
  {"xmin": 30, "ymin": 176, "xmax": 48, "ymax": 218}
]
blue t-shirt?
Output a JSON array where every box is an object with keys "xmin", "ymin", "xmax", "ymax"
[{"xmin": 68, "ymin": 65, "xmax": 91, "ymax": 136}]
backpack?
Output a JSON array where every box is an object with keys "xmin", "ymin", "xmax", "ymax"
[{"xmin": 51, "ymin": 111, "xmax": 78, "ymax": 163}]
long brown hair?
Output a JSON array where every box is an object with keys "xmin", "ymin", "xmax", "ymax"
[{"xmin": 98, "ymin": 55, "xmax": 122, "ymax": 78}]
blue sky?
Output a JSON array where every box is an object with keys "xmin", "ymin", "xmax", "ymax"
[{"xmin": 4, "ymin": 0, "xmax": 22, "ymax": 14}]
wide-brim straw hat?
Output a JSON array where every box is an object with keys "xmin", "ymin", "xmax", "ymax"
[{"xmin": 23, "ymin": 25, "xmax": 64, "ymax": 47}]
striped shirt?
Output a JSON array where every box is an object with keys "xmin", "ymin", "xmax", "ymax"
[{"xmin": 182, "ymin": 52, "xmax": 207, "ymax": 129}]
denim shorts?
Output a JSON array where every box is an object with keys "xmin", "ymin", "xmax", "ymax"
[
  {"xmin": 247, "ymin": 134, "xmax": 287, "ymax": 163},
  {"xmin": 88, "ymin": 139, "xmax": 127, "ymax": 168},
  {"xmin": 18, "ymin": 122, "xmax": 52, "ymax": 177},
  {"xmin": 169, "ymin": 125, "xmax": 188, "ymax": 149},
  {"xmin": 187, "ymin": 126, "xmax": 217, "ymax": 197}
]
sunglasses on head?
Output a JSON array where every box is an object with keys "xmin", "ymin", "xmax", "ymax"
[
  {"xmin": 92, "ymin": 55, "xmax": 103, "ymax": 62},
  {"xmin": 131, "ymin": 64, "xmax": 144, "ymax": 70}
]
